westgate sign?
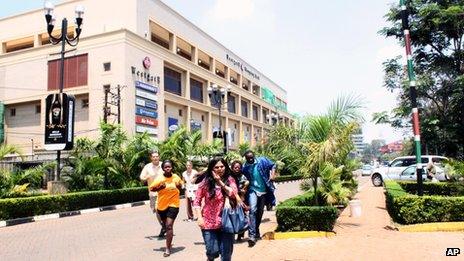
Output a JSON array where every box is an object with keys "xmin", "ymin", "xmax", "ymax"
[{"xmin": 226, "ymin": 54, "xmax": 260, "ymax": 81}]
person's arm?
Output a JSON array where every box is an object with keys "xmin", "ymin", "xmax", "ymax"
[
  {"xmin": 149, "ymin": 179, "xmax": 166, "ymax": 192},
  {"xmin": 139, "ymin": 166, "xmax": 148, "ymax": 181},
  {"xmin": 175, "ymin": 175, "xmax": 183, "ymax": 190}
]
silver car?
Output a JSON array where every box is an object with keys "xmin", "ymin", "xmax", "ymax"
[{"xmin": 371, "ymin": 161, "xmax": 447, "ymax": 187}]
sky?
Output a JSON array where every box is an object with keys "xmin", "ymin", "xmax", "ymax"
[{"xmin": 0, "ymin": 0, "xmax": 407, "ymax": 144}]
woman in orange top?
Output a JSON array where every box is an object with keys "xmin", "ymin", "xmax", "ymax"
[{"xmin": 149, "ymin": 160, "xmax": 183, "ymax": 257}]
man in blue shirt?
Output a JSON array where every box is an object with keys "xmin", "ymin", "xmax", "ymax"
[{"xmin": 242, "ymin": 150, "xmax": 276, "ymax": 247}]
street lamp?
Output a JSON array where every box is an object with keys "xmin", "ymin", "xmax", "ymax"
[
  {"xmin": 208, "ymin": 83, "xmax": 231, "ymax": 154},
  {"xmin": 44, "ymin": 1, "xmax": 84, "ymax": 181}
]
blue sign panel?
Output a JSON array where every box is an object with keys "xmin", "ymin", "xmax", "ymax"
[
  {"xmin": 136, "ymin": 97, "xmax": 158, "ymax": 110},
  {"xmin": 135, "ymin": 81, "xmax": 158, "ymax": 93},
  {"xmin": 136, "ymin": 106, "xmax": 158, "ymax": 119}
]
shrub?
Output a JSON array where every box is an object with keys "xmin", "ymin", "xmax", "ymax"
[
  {"xmin": 0, "ymin": 187, "xmax": 148, "ymax": 220},
  {"xmin": 276, "ymin": 206, "xmax": 338, "ymax": 231},
  {"xmin": 276, "ymin": 191, "xmax": 337, "ymax": 231},
  {"xmin": 398, "ymin": 181, "xmax": 464, "ymax": 196},
  {"xmin": 385, "ymin": 181, "xmax": 464, "ymax": 224}
]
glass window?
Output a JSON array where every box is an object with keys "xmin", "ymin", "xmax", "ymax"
[
  {"xmin": 82, "ymin": 99, "xmax": 89, "ymax": 108},
  {"xmin": 227, "ymin": 94, "xmax": 236, "ymax": 113},
  {"xmin": 10, "ymin": 108, "xmax": 16, "ymax": 117},
  {"xmin": 190, "ymin": 78, "xmax": 203, "ymax": 103},
  {"xmin": 391, "ymin": 159, "xmax": 404, "ymax": 167},
  {"xmin": 164, "ymin": 67, "xmax": 182, "ymax": 96},
  {"xmin": 252, "ymin": 105, "xmax": 259, "ymax": 121},
  {"xmin": 241, "ymin": 100, "xmax": 248, "ymax": 117},
  {"xmin": 35, "ymin": 105, "xmax": 41, "ymax": 114}
]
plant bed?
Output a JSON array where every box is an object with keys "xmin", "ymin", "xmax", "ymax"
[
  {"xmin": 0, "ymin": 187, "xmax": 148, "ymax": 221},
  {"xmin": 385, "ymin": 181, "xmax": 464, "ymax": 225},
  {"xmin": 276, "ymin": 191, "xmax": 338, "ymax": 232}
]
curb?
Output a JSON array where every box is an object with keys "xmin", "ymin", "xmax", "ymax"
[
  {"xmin": 263, "ymin": 231, "xmax": 336, "ymax": 240},
  {"xmin": 397, "ymin": 222, "xmax": 464, "ymax": 232},
  {"xmin": 0, "ymin": 200, "xmax": 149, "ymax": 228}
]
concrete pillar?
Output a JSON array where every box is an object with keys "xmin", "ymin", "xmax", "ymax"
[
  {"xmin": 238, "ymin": 121, "xmax": 243, "ymax": 144},
  {"xmin": 1, "ymin": 42, "xmax": 6, "ymax": 54},
  {"xmin": 191, "ymin": 46, "xmax": 198, "ymax": 64},
  {"xmin": 186, "ymin": 106, "xmax": 192, "ymax": 132},
  {"xmin": 207, "ymin": 111, "xmax": 213, "ymax": 142},
  {"xmin": 225, "ymin": 67, "xmax": 230, "ymax": 82},
  {"xmin": 206, "ymin": 80, "xmax": 211, "ymax": 106},
  {"xmin": 238, "ymin": 74, "xmax": 242, "ymax": 89},
  {"xmin": 169, "ymin": 33, "xmax": 177, "ymax": 54},
  {"xmin": 210, "ymin": 58, "xmax": 216, "ymax": 73},
  {"xmin": 250, "ymin": 125, "xmax": 255, "ymax": 146},
  {"xmin": 34, "ymin": 34, "xmax": 41, "ymax": 47},
  {"xmin": 185, "ymin": 71, "xmax": 190, "ymax": 99}
]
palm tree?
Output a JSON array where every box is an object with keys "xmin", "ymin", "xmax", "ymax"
[
  {"xmin": 0, "ymin": 143, "xmax": 22, "ymax": 160},
  {"xmin": 300, "ymin": 95, "xmax": 363, "ymax": 205}
]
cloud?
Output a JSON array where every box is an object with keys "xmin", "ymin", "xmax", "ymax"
[{"xmin": 208, "ymin": 0, "xmax": 255, "ymax": 21}]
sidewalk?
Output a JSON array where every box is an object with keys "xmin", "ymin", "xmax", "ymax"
[{"xmin": 233, "ymin": 177, "xmax": 464, "ymax": 261}]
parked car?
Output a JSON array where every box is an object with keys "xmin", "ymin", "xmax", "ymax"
[
  {"xmin": 361, "ymin": 165, "xmax": 373, "ymax": 176},
  {"xmin": 371, "ymin": 155, "xmax": 449, "ymax": 186}
]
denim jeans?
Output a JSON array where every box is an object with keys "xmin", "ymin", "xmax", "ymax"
[
  {"xmin": 201, "ymin": 229, "xmax": 234, "ymax": 261},
  {"xmin": 248, "ymin": 190, "xmax": 266, "ymax": 240}
]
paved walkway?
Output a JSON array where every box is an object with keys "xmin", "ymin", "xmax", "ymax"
[
  {"xmin": 0, "ymin": 181, "xmax": 300, "ymax": 260},
  {"xmin": 1, "ymin": 177, "xmax": 463, "ymax": 260},
  {"xmin": 236, "ymin": 176, "xmax": 464, "ymax": 261}
]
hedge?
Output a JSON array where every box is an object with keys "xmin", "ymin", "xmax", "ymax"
[
  {"xmin": 276, "ymin": 191, "xmax": 338, "ymax": 232},
  {"xmin": 0, "ymin": 187, "xmax": 148, "ymax": 220},
  {"xmin": 398, "ymin": 182, "xmax": 464, "ymax": 196},
  {"xmin": 385, "ymin": 181, "xmax": 464, "ymax": 224}
]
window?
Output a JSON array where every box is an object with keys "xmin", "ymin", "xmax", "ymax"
[
  {"xmin": 227, "ymin": 95, "xmax": 236, "ymax": 113},
  {"xmin": 179, "ymin": 109, "xmax": 183, "ymax": 116},
  {"xmin": 35, "ymin": 105, "xmax": 41, "ymax": 114},
  {"xmin": 201, "ymin": 115, "xmax": 205, "ymax": 122},
  {"xmin": 241, "ymin": 100, "xmax": 248, "ymax": 117},
  {"xmin": 151, "ymin": 34, "xmax": 170, "ymax": 49},
  {"xmin": 164, "ymin": 67, "xmax": 182, "ymax": 96},
  {"xmin": 10, "ymin": 108, "xmax": 16, "ymax": 117},
  {"xmin": 48, "ymin": 54, "xmax": 88, "ymax": 90},
  {"xmin": 103, "ymin": 62, "xmax": 111, "ymax": 72},
  {"xmin": 82, "ymin": 99, "xmax": 89, "ymax": 108},
  {"xmin": 262, "ymin": 109, "xmax": 268, "ymax": 123},
  {"xmin": 252, "ymin": 105, "xmax": 259, "ymax": 121},
  {"xmin": 190, "ymin": 78, "xmax": 203, "ymax": 103}
]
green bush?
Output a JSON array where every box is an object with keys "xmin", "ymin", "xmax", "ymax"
[
  {"xmin": 0, "ymin": 187, "xmax": 148, "ymax": 220},
  {"xmin": 398, "ymin": 181, "xmax": 464, "ymax": 196},
  {"xmin": 276, "ymin": 206, "xmax": 338, "ymax": 232},
  {"xmin": 385, "ymin": 181, "xmax": 464, "ymax": 224},
  {"xmin": 276, "ymin": 191, "xmax": 337, "ymax": 231}
]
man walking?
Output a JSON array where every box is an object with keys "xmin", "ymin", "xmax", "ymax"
[
  {"xmin": 140, "ymin": 151, "xmax": 165, "ymax": 237},
  {"xmin": 242, "ymin": 150, "xmax": 276, "ymax": 247}
]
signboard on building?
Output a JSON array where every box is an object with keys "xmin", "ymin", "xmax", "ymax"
[
  {"xmin": 44, "ymin": 93, "xmax": 75, "ymax": 150},
  {"xmin": 190, "ymin": 120, "xmax": 201, "ymax": 133},
  {"xmin": 134, "ymin": 78, "xmax": 159, "ymax": 136}
]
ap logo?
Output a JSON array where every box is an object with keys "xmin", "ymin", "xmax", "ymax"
[{"xmin": 446, "ymin": 248, "xmax": 460, "ymax": 256}]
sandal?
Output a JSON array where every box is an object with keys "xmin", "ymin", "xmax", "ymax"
[{"xmin": 163, "ymin": 249, "xmax": 171, "ymax": 257}]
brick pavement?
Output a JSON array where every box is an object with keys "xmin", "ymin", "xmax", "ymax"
[
  {"xmin": 1, "ymin": 178, "xmax": 463, "ymax": 261},
  {"xmin": 0, "ymin": 181, "xmax": 301, "ymax": 261}
]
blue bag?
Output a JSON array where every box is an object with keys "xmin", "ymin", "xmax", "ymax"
[{"xmin": 221, "ymin": 197, "xmax": 249, "ymax": 234}]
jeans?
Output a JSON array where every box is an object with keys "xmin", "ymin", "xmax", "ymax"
[
  {"xmin": 201, "ymin": 229, "xmax": 234, "ymax": 261},
  {"xmin": 248, "ymin": 190, "xmax": 266, "ymax": 240}
]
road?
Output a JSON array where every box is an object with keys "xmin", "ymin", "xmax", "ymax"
[{"xmin": 0, "ymin": 181, "xmax": 301, "ymax": 260}]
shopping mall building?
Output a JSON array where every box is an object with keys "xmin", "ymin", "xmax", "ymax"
[{"xmin": 0, "ymin": 0, "xmax": 292, "ymax": 156}]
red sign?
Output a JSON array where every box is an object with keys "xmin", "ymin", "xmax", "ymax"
[{"xmin": 135, "ymin": 116, "xmax": 158, "ymax": 127}]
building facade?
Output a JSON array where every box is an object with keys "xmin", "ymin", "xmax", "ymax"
[
  {"xmin": 0, "ymin": 0, "xmax": 292, "ymax": 155},
  {"xmin": 351, "ymin": 130, "xmax": 366, "ymax": 157}
]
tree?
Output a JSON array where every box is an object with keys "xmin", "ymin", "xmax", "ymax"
[{"xmin": 379, "ymin": 1, "xmax": 464, "ymax": 158}]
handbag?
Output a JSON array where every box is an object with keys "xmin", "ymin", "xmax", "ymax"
[{"xmin": 221, "ymin": 196, "xmax": 249, "ymax": 234}]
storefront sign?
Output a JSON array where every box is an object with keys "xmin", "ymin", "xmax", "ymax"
[
  {"xmin": 136, "ymin": 89, "xmax": 157, "ymax": 101},
  {"xmin": 135, "ymin": 81, "xmax": 158, "ymax": 93},
  {"xmin": 136, "ymin": 124, "xmax": 158, "ymax": 135},
  {"xmin": 135, "ymin": 116, "xmax": 158, "ymax": 127},
  {"xmin": 190, "ymin": 121, "xmax": 201, "ymax": 132},
  {"xmin": 135, "ymin": 97, "xmax": 158, "ymax": 110},
  {"xmin": 136, "ymin": 106, "xmax": 158, "ymax": 118},
  {"xmin": 226, "ymin": 54, "xmax": 260, "ymax": 81},
  {"xmin": 44, "ymin": 93, "xmax": 75, "ymax": 150}
]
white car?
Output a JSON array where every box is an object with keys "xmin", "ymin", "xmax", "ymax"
[
  {"xmin": 361, "ymin": 165, "xmax": 373, "ymax": 176},
  {"xmin": 371, "ymin": 155, "xmax": 449, "ymax": 186}
]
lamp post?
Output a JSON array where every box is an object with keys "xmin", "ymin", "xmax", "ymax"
[
  {"xmin": 207, "ymin": 83, "xmax": 231, "ymax": 154},
  {"xmin": 44, "ymin": 1, "xmax": 84, "ymax": 181}
]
